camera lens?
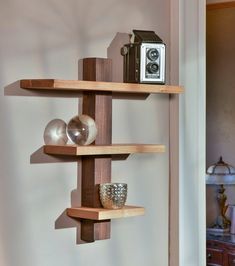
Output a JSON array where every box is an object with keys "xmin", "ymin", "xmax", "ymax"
[
  {"xmin": 146, "ymin": 62, "xmax": 159, "ymax": 74},
  {"xmin": 147, "ymin": 48, "xmax": 159, "ymax": 61}
]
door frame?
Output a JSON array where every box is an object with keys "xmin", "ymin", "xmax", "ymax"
[{"xmin": 170, "ymin": 0, "xmax": 206, "ymax": 265}]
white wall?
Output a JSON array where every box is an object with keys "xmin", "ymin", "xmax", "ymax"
[{"xmin": 0, "ymin": 0, "xmax": 172, "ymax": 266}]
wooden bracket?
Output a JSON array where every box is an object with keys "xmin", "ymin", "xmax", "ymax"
[{"xmin": 80, "ymin": 58, "xmax": 112, "ymax": 242}]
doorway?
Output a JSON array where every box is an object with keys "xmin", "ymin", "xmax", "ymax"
[
  {"xmin": 206, "ymin": 1, "xmax": 235, "ymax": 265},
  {"xmin": 206, "ymin": 1, "xmax": 235, "ymax": 228}
]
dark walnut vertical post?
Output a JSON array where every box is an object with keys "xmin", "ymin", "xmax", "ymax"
[{"xmin": 80, "ymin": 58, "xmax": 112, "ymax": 242}]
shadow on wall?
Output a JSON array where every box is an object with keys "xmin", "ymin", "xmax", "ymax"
[{"xmin": 0, "ymin": 0, "xmax": 159, "ymax": 59}]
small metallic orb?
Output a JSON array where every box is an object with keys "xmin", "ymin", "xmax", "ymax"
[
  {"xmin": 99, "ymin": 183, "xmax": 128, "ymax": 209},
  {"xmin": 66, "ymin": 114, "xmax": 97, "ymax": 145},
  {"xmin": 43, "ymin": 119, "xmax": 68, "ymax": 145}
]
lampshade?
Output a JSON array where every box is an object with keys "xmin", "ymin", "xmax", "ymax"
[{"xmin": 206, "ymin": 156, "xmax": 235, "ymax": 185}]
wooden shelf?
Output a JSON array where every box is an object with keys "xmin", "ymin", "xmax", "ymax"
[
  {"xmin": 4, "ymin": 55, "xmax": 181, "ymax": 245},
  {"xmin": 5, "ymin": 79, "xmax": 183, "ymax": 96},
  {"xmin": 43, "ymin": 144, "xmax": 165, "ymax": 156},
  {"xmin": 67, "ymin": 205, "xmax": 145, "ymax": 220}
]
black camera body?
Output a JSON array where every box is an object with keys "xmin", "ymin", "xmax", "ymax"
[{"xmin": 121, "ymin": 30, "xmax": 166, "ymax": 84}]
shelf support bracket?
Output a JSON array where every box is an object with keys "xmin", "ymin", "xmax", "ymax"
[{"xmin": 79, "ymin": 58, "xmax": 112, "ymax": 242}]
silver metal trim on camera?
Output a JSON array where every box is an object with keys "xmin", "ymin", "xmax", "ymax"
[{"xmin": 140, "ymin": 43, "xmax": 165, "ymax": 83}]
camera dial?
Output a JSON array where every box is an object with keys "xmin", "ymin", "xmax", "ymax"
[
  {"xmin": 146, "ymin": 62, "xmax": 159, "ymax": 74},
  {"xmin": 147, "ymin": 48, "xmax": 159, "ymax": 61}
]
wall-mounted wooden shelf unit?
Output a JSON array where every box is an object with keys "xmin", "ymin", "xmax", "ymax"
[{"xmin": 5, "ymin": 56, "xmax": 183, "ymax": 245}]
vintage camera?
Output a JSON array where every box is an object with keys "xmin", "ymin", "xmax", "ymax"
[{"xmin": 121, "ymin": 30, "xmax": 166, "ymax": 84}]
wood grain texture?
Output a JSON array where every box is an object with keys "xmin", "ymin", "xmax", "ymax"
[
  {"xmin": 207, "ymin": 1, "xmax": 235, "ymax": 10},
  {"xmin": 43, "ymin": 144, "xmax": 165, "ymax": 156},
  {"xmin": 80, "ymin": 220, "xmax": 111, "ymax": 242},
  {"xmin": 80, "ymin": 58, "xmax": 112, "ymax": 242},
  {"xmin": 67, "ymin": 206, "xmax": 145, "ymax": 220},
  {"xmin": 4, "ymin": 80, "xmax": 149, "ymax": 99},
  {"xmin": 206, "ymin": 239, "xmax": 235, "ymax": 266},
  {"xmin": 17, "ymin": 79, "xmax": 183, "ymax": 94},
  {"xmin": 83, "ymin": 58, "xmax": 112, "ymax": 82}
]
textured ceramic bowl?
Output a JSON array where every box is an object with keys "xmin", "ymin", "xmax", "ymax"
[
  {"xmin": 66, "ymin": 114, "xmax": 98, "ymax": 145},
  {"xmin": 99, "ymin": 183, "xmax": 128, "ymax": 209},
  {"xmin": 43, "ymin": 119, "xmax": 68, "ymax": 145}
]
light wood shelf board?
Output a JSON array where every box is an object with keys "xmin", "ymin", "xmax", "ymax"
[
  {"xmin": 4, "ymin": 80, "xmax": 83, "ymax": 98},
  {"xmin": 43, "ymin": 144, "xmax": 165, "ymax": 156},
  {"xmin": 18, "ymin": 79, "xmax": 183, "ymax": 94},
  {"xmin": 67, "ymin": 205, "xmax": 145, "ymax": 220}
]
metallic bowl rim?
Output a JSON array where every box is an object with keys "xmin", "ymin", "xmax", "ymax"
[{"xmin": 99, "ymin": 183, "xmax": 127, "ymax": 186}]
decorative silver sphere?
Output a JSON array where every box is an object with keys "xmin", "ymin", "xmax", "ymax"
[
  {"xmin": 99, "ymin": 183, "xmax": 128, "ymax": 209},
  {"xmin": 66, "ymin": 114, "xmax": 98, "ymax": 145},
  {"xmin": 43, "ymin": 119, "xmax": 68, "ymax": 145}
]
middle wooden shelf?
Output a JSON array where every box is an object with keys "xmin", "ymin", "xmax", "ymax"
[{"xmin": 43, "ymin": 144, "xmax": 165, "ymax": 156}]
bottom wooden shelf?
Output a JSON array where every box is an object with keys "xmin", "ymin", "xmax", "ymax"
[{"xmin": 67, "ymin": 205, "xmax": 145, "ymax": 220}]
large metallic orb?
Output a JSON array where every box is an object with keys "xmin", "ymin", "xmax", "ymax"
[
  {"xmin": 66, "ymin": 114, "xmax": 98, "ymax": 145},
  {"xmin": 43, "ymin": 119, "xmax": 68, "ymax": 145},
  {"xmin": 99, "ymin": 183, "xmax": 128, "ymax": 209}
]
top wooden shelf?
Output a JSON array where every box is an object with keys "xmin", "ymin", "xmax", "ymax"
[{"xmin": 4, "ymin": 79, "xmax": 183, "ymax": 97}]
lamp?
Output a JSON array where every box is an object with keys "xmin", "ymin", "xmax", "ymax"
[{"xmin": 206, "ymin": 156, "xmax": 235, "ymax": 232}]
